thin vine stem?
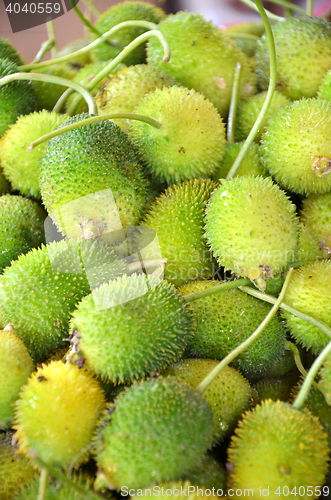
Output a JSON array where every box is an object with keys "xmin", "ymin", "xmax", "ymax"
[
  {"xmin": 226, "ymin": 0, "xmax": 277, "ymax": 179},
  {"xmin": 292, "ymin": 340, "xmax": 331, "ymax": 410},
  {"xmin": 0, "ymin": 73, "xmax": 97, "ymax": 115},
  {"xmin": 46, "ymin": 20, "xmax": 57, "ymax": 59},
  {"xmin": 37, "ymin": 468, "xmax": 48, "ymax": 500},
  {"xmin": 28, "ymin": 113, "xmax": 162, "ymax": 151},
  {"xmin": 195, "ymin": 269, "xmax": 293, "ymax": 395},
  {"xmin": 67, "ymin": 29, "xmax": 170, "ymax": 115},
  {"xmin": 240, "ymin": 285, "xmax": 331, "ymax": 340},
  {"xmin": 306, "ymin": 0, "xmax": 313, "ymax": 15},
  {"xmin": 19, "ymin": 20, "xmax": 159, "ymax": 70},
  {"xmin": 80, "ymin": 0, "xmax": 101, "ymax": 17},
  {"xmin": 183, "ymin": 278, "xmax": 251, "ymax": 303},
  {"xmin": 70, "ymin": 0, "xmax": 116, "ymax": 48},
  {"xmin": 32, "ymin": 39, "xmax": 54, "ymax": 63},
  {"xmin": 239, "ymin": 0, "xmax": 285, "ymax": 21},
  {"xmin": 266, "ymin": 0, "xmax": 306, "ymax": 14},
  {"xmin": 286, "ymin": 341, "xmax": 321, "ymax": 391},
  {"xmin": 227, "ymin": 62, "xmax": 241, "ymax": 144}
]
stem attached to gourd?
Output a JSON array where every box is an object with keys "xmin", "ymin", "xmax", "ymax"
[
  {"xmin": 227, "ymin": 62, "xmax": 241, "ymax": 144},
  {"xmin": 183, "ymin": 277, "xmax": 251, "ymax": 303},
  {"xmin": 37, "ymin": 469, "xmax": 48, "ymax": 500}
]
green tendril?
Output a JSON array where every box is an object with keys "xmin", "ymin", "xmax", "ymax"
[
  {"xmin": 47, "ymin": 20, "xmax": 57, "ymax": 59},
  {"xmin": 285, "ymin": 341, "xmax": 308, "ymax": 378},
  {"xmin": 239, "ymin": 0, "xmax": 286, "ymax": 21},
  {"xmin": 266, "ymin": 0, "xmax": 306, "ymax": 14},
  {"xmin": 37, "ymin": 468, "xmax": 48, "ymax": 500},
  {"xmin": 227, "ymin": 62, "xmax": 241, "ymax": 144},
  {"xmin": 80, "ymin": 0, "xmax": 101, "ymax": 17},
  {"xmin": 183, "ymin": 278, "xmax": 251, "ymax": 303},
  {"xmin": 70, "ymin": 0, "xmax": 117, "ymax": 48},
  {"xmin": 0, "ymin": 73, "xmax": 97, "ymax": 114},
  {"xmin": 227, "ymin": 0, "xmax": 277, "ymax": 179},
  {"xmin": 306, "ymin": 0, "xmax": 313, "ymax": 15}
]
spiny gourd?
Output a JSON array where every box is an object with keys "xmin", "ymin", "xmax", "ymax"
[
  {"xmin": 129, "ymin": 85, "xmax": 226, "ymax": 184},
  {"xmin": 0, "ymin": 194, "xmax": 46, "ymax": 273},
  {"xmin": 228, "ymin": 400, "xmax": 329, "ymax": 497},
  {"xmin": 300, "ymin": 193, "xmax": 331, "ymax": 257},
  {"xmin": 179, "ymin": 280, "xmax": 287, "ymax": 379},
  {"xmin": 14, "ymin": 474, "xmax": 100, "ymax": 500},
  {"xmin": 136, "ymin": 179, "xmax": 218, "ymax": 286},
  {"xmin": 318, "ymin": 69, "xmax": 331, "ymax": 100},
  {"xmin": 0, "ymin": 38, "xmax": 24, "ymax": 66},
  {"xmin": 70, "ymin": 274, "xmax": 193, "ymax": 384},
  {"xmin": 0, "ymin": 327, "xmax": 34, "ymax": 429},
  {"xmin": 256, "ymin": 15, "xmax": 331, "ymax": 100},
  {"xmin": 281, "ymin": 260, "xmax": 331, "ymax": 354},
  {"xmin": 93, "ymin": 1, "xmax": 166, "ymax": 66},
  {"xmin": 0, "ymin": 58, "xmax": 37, "ymax": 137},
  {"xmin": 295, "ymin": 222, "xmax": 325, "ymax": 263},
  {"xmin": 95, "ymin": 376, "xmax": 215, "ymax": 489},
  {"xmin": 223, "ymin": 20, "xmax": 265, "ymax": 57},
  {"xmin": 205, "ymin": 176, "xmax": 300, "ymax": 282},
  {"xmin": 212, "ymin": 142, "xmax": 267, "ymax": 180},
  {"xmin": 14, "ymin": 360, "xmax": 106, "ymax": 470},
  {"xmin": 147, "ymin": 11, "xmax": 256, "ymax": 118},
  {"xmin": 316, "ymin": 353, "xmax": 331, "ymax": 406},
  {"xmin": 182, "ymin": 454, "xmax": 227, "ymax": 492},
  {"xmin": 253, "ymin": 373, "xmax": 299, "ymax": 403},
  {"xmin": 0, "ymin": 432, "xmax": 36, "ymax": 500},
  {"xmin": 164, "ymin": 358, "xmax": 252, "ymax": 442},
  {"xmin": 39, "ymin": 114, "xmax": 149, "ymax": 240},
  {"xmin": 95, "ymin": 64, "xmax": 178, "ymax": 133},
  {"xmin": 0, "ymin": 238, "xmax": 125, "ymax": 362},
  {"xmin": 260, "ymin": 98, "xmax": 331, "ymax": 195},
  {"xmin": 0, "ymin": 110, "xmax": 68, "ymax": 198},
  {"xmin": 235, "ymin": 90, "xmax": 291, "ymax": 143}
]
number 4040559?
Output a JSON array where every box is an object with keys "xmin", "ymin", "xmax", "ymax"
[{"xmin": 5, "ymin": 3, "xmax": 61, "ymax": 14}]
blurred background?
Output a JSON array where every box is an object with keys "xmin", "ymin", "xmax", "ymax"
[{"xmin": 1, "ymin": 0, "xmax": 331, "ymax": 63}]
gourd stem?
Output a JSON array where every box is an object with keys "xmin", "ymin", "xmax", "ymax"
[
  {"xmin": 37, "ymin": 468, "xmax": 48, "ymax": 500},
  {"xmin": 227, "ymin": 62, "xmax": 241, "ymax": 144},
  {"xmin": 267, "ymin": 0, "xmax": 306, "ymax": 14},
  {"xmin": 46, "ymin": 20, "xmax": 57, "ymax": 58},
  {"xmin": 183, "ymin": 278, "xmax": 251, "ymax": 303},
  {"xmin": 286, "ymin": 341, "xmax": 321, "ymax": 391},
  {"xmin": 70, "ymin": 0, "xmax": 116, "ymax": 48},
  {"xmin": 195, "ymin": 268, "xmax": 293, "ymax": 395},
  {"xmin": 239, "ymin": 0, "xmax": 286, "ymax": 21},
  {"xmin": 80, "ymin": 0, "xmax": 101, "ymax": 17},
  {"xmin": 306, "ymin": 0, "xmax": 313, "ymax": 15}
]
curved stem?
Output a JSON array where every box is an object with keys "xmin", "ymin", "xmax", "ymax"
[
  {"xmin": 285, "ymin": 341, "xmax": 308, "ymax": 378},
  {"xmin": 227, "ymin": 62, "xmax": 241, "ymax": 144},
  {"xmin": 292, "ymin": 340, "xmax": 331, "ymax": 410},
  {"xmin": 183, "ymin": 278, "xmax": 251, "ymax": 303},
  {"xmin": 239, "ymin": 0, "xmax": 285, "ymax": 21},
  {"xmin": 32, "ymin": 39, "xmax": 54, "ymax": 64},
  {"xmin": 70, "ymin": 0, "xmax": 116, "ymax": 48},
  {"xmin": 306, "ymin": 0, "xmax": 313, "ymax": 15},
  {"xmin": 67, "ymin": 29, "xmax": 170, "ymax": 116},
  {"xmin": 53, "ymin": 87, "xmax": 73, "ymax": 113},
  {"xmin": 240, "ymin": 285, "xmax": 331, "ymax": 341},
  {"xmin": 37, "ymin": 468, "xmax": 48, "ymax": 500},
  {"xmin": 226, "ymin": 0, "xmax": 277, "ymax": 179},
  {"xmin": 266, "ymin": 0, "xmax": 306, "ymax": 13},
  {"xmin": 195, "ymin": 269, "xmax": 293, "ymax": 395},
  {"xmin": 28, "ymin": 113, "xmax": 162, "ymax": 151},
  {"xmin": 0, "ymin": 73, "xmax": 97, "ymax": 115},
  {"xmin": 19, "ymin": 20, "xmax": 159, "ymax": 71},
  {"xmin": 46, "ymin": 20, "xmax": 57, "ymax": 59},
  {"xmin": 80, "ymin": 0, "xmax": 101, "ymax": 17}
]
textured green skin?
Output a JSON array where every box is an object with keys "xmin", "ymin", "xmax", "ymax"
[
  {"xmin": 0, "ymin": 239, "xmax": 125, "ymax": 362},
  {"xmin": 129, "ymin": 86, "xmax": 226, "ymax": 184},
  {"xmin": 39, "ymin": 115, "xmax": 149, "ymax": 237},
  {"xmin": 256, "ymin": 16, "xmax": 331, "ymax": 100},
  {"xmin": 0, "ymin": 59, "xmax": 37, "ymax": 137},
  {"xmin": 254, "ymin": 373, "xmax": 299, "ymax": 404},
  {"xmin": 318, "ymin": 69, "xmax": 331, "ymax": 101},
  {"xmin": 96, "ymin": 64, "xmax": 177, "ymax": 133},
  {"xmin": 139, "ymin": 179, "xmax": 218, "ymax": 286},
  {"xmin": 179, "ymin": 280, "xmax": 286, "ymax": 378},
  {"xmin": 94, "ymin": 2, "xmax": 166, "ymax": 66},
  {"xmin": 0, "ymin": 38, "xmax": 24, "ymax": 66},
  {"xmin": 228, "ymin": 400, "xmax": 329, "ymax": 497},
  {"xmin": 225, "ymin": 21, "xmax": 265, "ymax": 57},
  {"xmin": 205, "ymin": 176, "xmax": 299, "ymax": 279},
  {"xmin": 32, "ymin": 64, "xmax": 77, "ymax": 112},
  {"xmin": 164, "ymin": 359, "xmax": 252, "ymax": 442},
  {"xmin": 57, "ymin": 38, "xmax": 92, "ymax": 68},
  {"xmin": 0, "ymin": 433, "xmax": 36, "ymax": 500},
  {"xmin": 0, "ymin": 111, "xmax": 68, "ymax": 198},
  {"xmin": 182, "ymin": 455, "xmax": 227, "ymax": 492},
  {"xmin": 147, "ymin": 11, "xmax": 256, "ymax": 118},
  {"xmin": 14, "ymin": 361, "xmax": 106, "ymax": 469},
  {"xmin": 0, "ymin": 194, "xmax": 46, "ymax": 273},
  {"xmin": 282, "ymin": 261, "xmax": 331, "ymax": 355},
  {"xmin": 71, "ymin": 274, "xmax": 193, "ymax": 383},
  {"xmin": 261, "ymin": 99, "xmax": 331, "ymax": 195},
  {"xmin": 14, "ymin": 475, "xmax": 99, "ymax": 500},
  {"xmin": 213, "ymin": 142, "xmax": 267, "ymax": 180},
  {"xmin": 235, "ymin": 90, "xmax": 291, "ymax": 143},
  {"xmin": 0, "ymin": 331, "xmax": 34, "ymax": 429},
  {"xmin": 300, "ymin": 194, "xmax": 331, "ymax": 258},
  {"xmin": 296, "ymin": 222, "xmax": 325, "ymax": 263},
  {"xmin": 96, "ymin": 377, "xmax": 214, "ymax": 489}
]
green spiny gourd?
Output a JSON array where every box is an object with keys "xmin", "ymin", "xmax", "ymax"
[
  {"xmin": 147, "ymin": 11, "xmax": 256, "ymax": 118},
  {"xmin": 70, "ymin": 274, "xmax": 193, "ymax": 384},
  {"xmin": 317, "ymin": 354, "xmax": 331, "ymax": 406},
  {"xmin": 256, "ymin": 15, "xmax": 331, "ymax": 100},
  {"xmin": 228, "ymin": 400, "xmax": 329, "ymax": 497},
  {"xmin": 14, "ymin": 474, "xmax": 100, "ymax": 500},
  {"xmin": 136, "ymin": 179, "xmax": 218, "ymax": 286},
  {"xmin": 253, "ymin": 373, "xmax": 300, "ymax": 404},
  {"xmin": 179, "ymin": 280, "xmax": 287, "ymax": 379},
  {"xmin": 212, "ymin": 142, "xmax": 267, "ymax": 180},
  {"xmin": 0, "ymin": 432, "xmax": 37, "ymax": 500},
  {"xmin": 0, "ymin": 194, "xmax": 46, "ymax": 273},
  {"xmin": 95, "ymin": 377, "xmax": 214, "ymax": 489},
  {"xmin": 0, "ymin": 238, "xmax": 125, "ymax": 362},
  {"xmin": 93, "ymin": 1, "xmax": 166, "ymax": 66},
  {"xmin": 182, "ymin": 454, "xmax": 227, "ymax": 492},
  {"xmin": 96, "ymin": 64, "xmax": 178, "ymax": 133},
  {"xmin": 39, "ymin": 114, "xmax": 149, "ymax": 240},
  {"xmin": 235, "ymin": 90, "xmax": 291, "ymax": 143},
  {"xmin": 318, "ymin": 69, "xmax": 331, "ymax": 101},
  {"xmin": 0, "ymin": 110, "xmax": 68, "ymax": 198},
  {"xmin": 0, "ymin": 58, "xmax": 37, "ymax": 137},
  {"xmin": 260, "ymin": 98, "xmax": 331, "ymax": 195},
  {"xmin": 223, "ymin": 20, "xmax": 265, "ymax": 57},
  {"xmin": 14, "ymin": 360, "xmax": 106, "ymax": 470},
  {"xmin": 295, "ymin": 222, "xmax": 325, "ymax": 263},
  {"xmin": 129, "ymin": 85, "xmax": 226, "ymax": 184},
  {"xmin": 0, "ymin": 327, "xmax": 34, "ymax": 429},
  {"xmin": 57, "ymin": 38, "xmax": 92, "ymax": 68},
  {"xmin": 205, "ymin": 176, "xmax": 300, "ymax": 282},
  {"xmin": 281, "ymin": 260, "xmax": 331, "ymax": 355},
  {"xmin": 300, "ymin": 193, "xmax": 331, "ymax": 258},
  {"xmin": 249, "ymin": 345, "xmax": 298, "ymax": 382},
  {"xmin": 164, "ymin": 358, "xmax": 252, "ymax": 442},
  {"xmin": 32, "ymin": 63, "xmax": 77, "ymax": 111},
  {"xmin": 0, "ymin": 38, "xmax": 24, "ymax": 66}
]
